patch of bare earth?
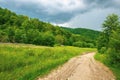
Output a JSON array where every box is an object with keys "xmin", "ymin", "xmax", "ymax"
[{"xmin": 38, "ymin": 52, "xmax": 115, "ymax": 80}]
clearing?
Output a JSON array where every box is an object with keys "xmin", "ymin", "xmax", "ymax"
[{"xmin": 38, "ymin": 52, "xmax": 115, "ymax": 80}]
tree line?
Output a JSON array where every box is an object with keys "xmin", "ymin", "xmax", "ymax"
[{"xmin": 0, "ymin": 7, "xmax": 97, "ymax": 47}]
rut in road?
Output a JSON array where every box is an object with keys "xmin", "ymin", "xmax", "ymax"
[{"xmin": 38, "ymin": 52, "xmax": 115, "ymax": 80}]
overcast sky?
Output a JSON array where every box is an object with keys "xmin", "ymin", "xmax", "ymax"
[{"xmin": 0, "ymin": 0, "xmax": 120, "ymax": 30}]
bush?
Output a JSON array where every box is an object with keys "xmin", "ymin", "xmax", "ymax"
[
  {"xmin": 54, "ymin": 44, "xmax": 61, "ymax": 47},
  {"xmin": 73, "ymin": 41, "xmax": 83, "ymax": 47},
  {"xmin": 73, "ymin": 41, "xmax": 95, "ymax": 48},
  {"xmin": 86, "ymin": 43, "xmax": 95, "ymax": 48},
  {"xmin": 98, "ymin": 47, "xmax": 106, "ymax": 53},
  {"xmin": 107, "ymin": 48, "xmax": 120, "ymax": 65},
  {"xmin": 42, "ymin": 32, "xmax": 55, "ymax": 46}
]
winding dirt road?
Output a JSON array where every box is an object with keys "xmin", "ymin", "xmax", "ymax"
[{"xmin": 38, "ymin": 52, "xmax": 115, "ymax": 80}]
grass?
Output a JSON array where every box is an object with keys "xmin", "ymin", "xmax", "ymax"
[
  {"xmin": 0, "ymin": 43, "xmax": 96, "ymax": 80},
  {"xmin": 94, "ymin": 53, "xmax": 120, "ymax": 80}
]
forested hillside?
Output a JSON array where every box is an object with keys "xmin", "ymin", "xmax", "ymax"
[
  {"xmin": 0, "ymin": 7, "xmax": 99, "ymax": 47},
  {"xmin": 62, "ymin": 27, "xmax": 100, "ymax": 40}
]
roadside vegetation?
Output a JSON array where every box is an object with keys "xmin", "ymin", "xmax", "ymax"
[
  {"xmin": 95, "ymin": 53, "xmax": 120, "ymax": 80},
  {"xmin": 95, "ymin": 14, "xmax": 120, "ymax": 80},
  {"xmin": 0, "ymin": 43, "xmax": 96, "ymax": 80}
]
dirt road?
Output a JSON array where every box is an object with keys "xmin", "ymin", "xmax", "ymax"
[{"xmin": 38, "ymin": 52, "xmax": 115, "ymax": 80}]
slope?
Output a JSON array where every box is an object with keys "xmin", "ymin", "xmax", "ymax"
[{"xmin": 62, "ymin": 27, "xmax": 101, "ymax": 40}]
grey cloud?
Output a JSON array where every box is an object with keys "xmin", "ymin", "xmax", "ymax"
[
  {"xmin": 0, "ymin": 0, "xmax": 119, "ymax": 22},
  {"xmin": 63, "ymin": 8, "xmax": 120, "ymax": 30},
  {"xmin": 0, "ymin": 0, "xmax": 78, "ymax": 23},
  {"xmin": 85, "ymin": 0, "xmax": 120, "ymax": 8},
  {"xmin": 0, "ymin": 0, "xmax": 120, "ymax": 30}
]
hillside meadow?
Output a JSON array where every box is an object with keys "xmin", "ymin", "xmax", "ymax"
[{"xmin": 0, "ymin": 43, "xmax": 96, "ymax": 80}]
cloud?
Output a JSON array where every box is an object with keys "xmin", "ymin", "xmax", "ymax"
[
  {"xmin": 0, "ymin": 0, "xmax": 87, "ymax": 23},
  {"xmin": 0, "ymin": 0, "xmax": 120, "ymax": 30},
  {"xmin": 61, "ymin": 8, "xmax": 120, "ymax": 30},
  {"xmin": 14, "ymin": 0, "xmax": 86, "ymax": 14}
]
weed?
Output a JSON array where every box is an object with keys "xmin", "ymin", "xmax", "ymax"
[{"xmin": 0, "ymin": 43, "xmax": 96, "ymax": 80}]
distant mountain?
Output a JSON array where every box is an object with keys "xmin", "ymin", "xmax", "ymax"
[{"xmin": 61, "ymin": 27, "xmax": 101, "ymax": 40}]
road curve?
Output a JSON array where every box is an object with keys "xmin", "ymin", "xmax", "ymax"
[{"xmin": 38, "ymin": 52, "xmax": 115, "ymax": 80}]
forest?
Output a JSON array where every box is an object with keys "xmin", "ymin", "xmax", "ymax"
[
  {"xmin": 62, "ymin": 27, "xmax": 100, "ymax": 40},
  {"xmin": 0, "ymin": 7, "xmax": 100, "ymax": 48}
]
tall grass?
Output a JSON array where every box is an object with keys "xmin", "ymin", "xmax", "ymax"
[
  {"xmin": 0, "ymin": 43, "xmax": 96, "ymax": 80},
  {"xmin": 94, "ymin": 53, "xmax": 120, "ymax": 80}
]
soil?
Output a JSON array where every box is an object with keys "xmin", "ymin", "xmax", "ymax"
[{"xmin": 38, "ymin": 52, "xmax": 115, "ymax": 80}]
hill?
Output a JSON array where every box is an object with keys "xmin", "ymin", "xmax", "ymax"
[
  {"xmin": 0, "ymin": 7, "xmax": 99, "ymax": 47},
  {"xmin": 62, "ymin": 27, "xmax": 101, "ymax": 40},
  {"xmin": 0, "ymin": 7, "xmax": 72, "ymax": 46}
]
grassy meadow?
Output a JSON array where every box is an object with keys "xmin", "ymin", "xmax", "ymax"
[
  {"xmin": 95, "ymin": 53, "xmax": 120, "ymax": 80},
  {"xmin": 0, "ymin": 43, "xmax": 96, "ymax": 80}
]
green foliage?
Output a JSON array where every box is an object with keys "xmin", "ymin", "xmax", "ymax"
[
  {"xmin": 55, "ymin": 35, "xmax": 64, "ymax": 45},
  {"xmin": 0, "ymin": 30, "xmax": 8, "ymax": 42},
  {"xmin": 0, "ymin": 43, "xmax": 96, "ymax": 80},
  {"xmin": 62, "ymin": 27, "xmax": 100, "ymax": 40},
  {"xmin": 108, "ymin": 30, "xmax": 120, "ymax": 64},
  {"xmin": 73, "ymin": 41, "xmax": 94, "ymax": 48},
  {"xmin": 96, "ymin": 14, "xmax": 120, "ymax": 80},
  {"xmin": 62, "ymin": 27, "xmax": 100, "ymax": 47},
  {"xmin": 73, "ymin": 41, "xmax": 83, "ymax": 47},
  {"xmin": 102, "ymin": 14, "xmax": 120, "ymax": 49},
  {"xmin": 97, "ymin": 14, "xmax": 120, "ymax": 64},
  {"xmin": 95, "ymin": 53, "xmax": 120, "ymax": 80},
  {"xmin": 0, "ymin": 7, "xmax": 74, "ymax": 46},
  {"xmin": 0, "ymin": 7, "xmax": 100, "ymax": 47},
  {"xmin": 42, "ymin": 32, "xmax": 55, "ymax": 46},
  {"xmin": 97, "ymin": 33, "xmax": 108, "ymax": 53},
  {"xmin": 98, "ymin": 47, "xmax": 106, "ymax": 54}
]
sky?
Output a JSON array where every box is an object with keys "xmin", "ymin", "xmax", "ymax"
[{"xmin": 0, "ymin": 0, "xmax": 120, "ymax": 31}]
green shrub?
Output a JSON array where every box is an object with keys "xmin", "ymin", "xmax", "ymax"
[
  {"xmin": 95, "ymin": 53, "xmax": 120, "ymax": 80},
  {"xmin": 98, "ymin": 47, "xmax": 106, "ymax": 53},
  {"xmin": 73, "ymin": 41, "xmax": 95, "ymax": 48}
]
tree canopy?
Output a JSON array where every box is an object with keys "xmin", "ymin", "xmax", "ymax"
[
  {"xmin": 97, "ymin": 14, "xmax": 120, "ymax": 64},
  {"xmin": 0, "ymin": 7, "xmax": 99, "ymax": 47}
]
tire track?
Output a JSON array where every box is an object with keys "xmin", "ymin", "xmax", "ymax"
[{"xmin": 38, "ymin": 52, "xmax": 115, "ymax": 80}]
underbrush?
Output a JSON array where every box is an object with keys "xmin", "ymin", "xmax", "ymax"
[
  {"xmin": 94, "ymin": 53, "xmax": 120, "ymax": 80},
  {"xmin": 0, "ymin": 43, "xmax": 96, "ymax": 80}
]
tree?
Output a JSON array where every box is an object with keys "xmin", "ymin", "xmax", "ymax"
[
  {"xmin": 0, "ymin": 30, "xmax": 8, "ymax": 42},
  {"xmin": 108, "ymin": 27, "xmax": 120, "ymax": 63},
  {"xmin": 33, "ymin": 32, "xmax": 43, "ymax": 45},
  {"xmin": 97, "ymin": 14, "xmax": 120, "ymax": 52},
  {"xmin": 0, "ymin": 7, "xmax": 97, "ymax": 47},
  {"xmin": 7, "ymin": 27, "xmax": 16, "ymax": 42},
  {"xmin": 14, "ymin": 29, "xmax": 27, "ymax": 43},
  {"xmin": 97, "ymin": 14, "xmax": 120, "ymax": 64},
  {"xmin": 102, "ymin": 14, "xmax": 119, "ymax": 48},
  {"xmin": 55, "ymin": 35, "xmax": 64, "ymax": 45},
  {"xmin": 42, "ymin": 32, "xmax": 55, "ymax": 46}
]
